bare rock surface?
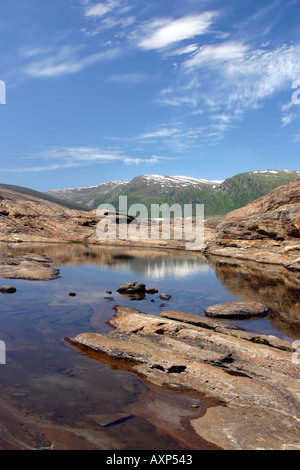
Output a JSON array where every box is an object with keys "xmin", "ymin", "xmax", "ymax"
[
  {"xmin": 0, "ymin": 185, "xmax": 214, "ymax": 250},
  {"xmin": 205, "ymin": 178, "xmax": 300, "ymax": 269},
  {"xmin": 204, "ymin": 301, "xmax": 269, "ymax": 320},
  {"xmin": 67, "ymin": 306, "xmax": 300, "ymax": 450},
  {"xmin": 0, "ymin": 252, "xmax": 59, "ymax": 281}
]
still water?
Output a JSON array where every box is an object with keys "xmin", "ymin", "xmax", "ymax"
[{"xmin": 0, "ymin": 243, "xmax": 299, "ymax": 450}]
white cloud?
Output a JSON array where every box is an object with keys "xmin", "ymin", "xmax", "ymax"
[
  {"xmin": 281, "ymin": 112, "xmax": 297, "ymax": 127},
  {"xmin": 139, "ymin": 128, "xmax": 182, "ymax": 139},
  {"xmin": 137, "ymin": 12, "xmax": 218, "ymax": 51},
  {"xmin": 124, "ymin": 156, "xmax": 160, "ymax": 165},
  {"xmin": 161, "ymin": 41, "xmax": 300, "ymax": 130},
  {"xmin": 84, "ymin": 2, "xmax": 114, "ymax": 17},
  {"xmin": 24, "ymin": 45, "xmax": 121, "ymax": 78},
  {"xmin": 184, "ymin": 41, "xmax": 249, "ymax": 69},
  {"xmin": 1, "ymin": 146, "xmax": 170, "ymax": 172},
  {"xmin": 168, "ymin": 44, "xmax": 199, "ymax": 56}
]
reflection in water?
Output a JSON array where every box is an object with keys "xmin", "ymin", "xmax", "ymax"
[
  {"xmin": 206, "ymin": 255, "xmax": 300, "ymax": 340},
  {"xmin": 0, "ymin": 242, "xmax": 300, "ymax": 449},
  {"xmin": 8, "ymin": 242, "xmax": 210, "ymax": 279}
]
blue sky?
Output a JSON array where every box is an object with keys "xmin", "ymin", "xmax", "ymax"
[{"xmin": 1, "ymin": 0, "xmax": 300, "ymax": 191}]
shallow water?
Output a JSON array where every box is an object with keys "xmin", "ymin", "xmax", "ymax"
[{"xmin": 0, "ymin": 243, "xmax": 299, "ymax": 450}]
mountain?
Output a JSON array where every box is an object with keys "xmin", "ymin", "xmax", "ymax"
[
  {"xmin": 45, "ymin": 169, "xmax": 300, "ymax": 216},
  {"xmin": 0, "ymin": 183, "xmax": 90, "ymax": 211},
  {"xmin": 45, "ymin": 180, "xmax": 128, "ymax": 208}
]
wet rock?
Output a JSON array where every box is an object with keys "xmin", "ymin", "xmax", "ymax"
[
  {"xmin": 0, "ymin": 253, "xmax": 59, "ymax": 281},
  {"xmin": 0, "ymin": 285, "xmax": 16, "ymax": 294},
  {"xmin": 106, "ymin": 291, "xmax": 112, "ymax": 294},
  {"xmin": 204, "ymin": 301, "xmax": 269, "ymax": 320},
  {"xmin": 117, "ymin": 282, "xmax": 146, "ymax": 294},
  {"xmin": 69, "ymin": 292, "xmax": 76, "ymax": 297},
  {"xmin": 159, "ymin": 293, "xmax": 171, "ymax": 301},
  {"xmin": 146, "ymin": 288, "xmax": 158, "ymax": 294},
  {"xmin": 117, "ymin": 282, "xmax": 146, "ymax": 300},
  {"xmin": 67, "ymin": 306, "xmax": 300, "ymax": 450}
]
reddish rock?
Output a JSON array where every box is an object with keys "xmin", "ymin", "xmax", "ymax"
[
  {"xmin": 205, "ymin": 178, "xmax": 300, "ymax": 269},
  {"xmin": 204, "ymin": 301, "xmax": 269, "ymax": 320},
  {"xmin": 67, "ymin": 306, "xmax": 300, "ymax": 450}
]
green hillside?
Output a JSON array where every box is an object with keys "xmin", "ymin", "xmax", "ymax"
[{"xmin": 91, "ymin": 170, "xmax": 300, "ymax": 216}]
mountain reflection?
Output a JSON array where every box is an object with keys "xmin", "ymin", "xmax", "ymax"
[
  {"xmin": 6, "ymin": 242, "xmax": 210, "ymax": 279},
  {"xmin": 4, "ymin": 242, "xmax": 300, "ymax": 339}
]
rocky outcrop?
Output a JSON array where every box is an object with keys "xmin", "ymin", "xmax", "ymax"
[
  {"xmin": 67, "ymin": 306, "xmax": 300, "ymax": 450},
  {"xmin": 0, "ymin": 252, "xmax": 59, "ymax": 280},
  {"xmin": 205, "ymin": 178, "xmax": 300, "ymax": 270},
  {"xmin": 0, "ymin": 186, "xmax": 101, "ymax": 245},
  {"xmin": 0, "ymin": 186, "xmax": 215, "ymax": 249}
]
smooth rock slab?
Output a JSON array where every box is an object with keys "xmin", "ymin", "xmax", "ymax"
[
  {"xmin": 191, "ymin": 405, "xmax": 300, "ymax": 450},
  {"xmin": 204, "ymin": 301, "xmax": 269, "ymax": 320}
]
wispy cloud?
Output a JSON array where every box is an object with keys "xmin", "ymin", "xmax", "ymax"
[
  {"xmin": 183, "ymin": 41, "xmax": 248, "ymax": 69},
  {"xmin": 281, "ymin": 112, "xmax": 297, "ymax": 127},
  {"xmin": 23, "ymin": 45, "xmax": 122, "ymax": 78},
  {"xmin": 135, "ymin": 12, "xmax": 218, "ymax": 51},
  {"xmin": 84, "ymin": 2, "xmax": 114, "ymax": 17},
  {"xmin": 136, "ymin": 123, "xmax": 225, "ymax": 151},
  {"xmin": 0, "ymin": 146, "xmax": 171, "ymax": 172},
  {"xmin": 159, "ymin": 40, "xmax": 300, "ymax": 130}
]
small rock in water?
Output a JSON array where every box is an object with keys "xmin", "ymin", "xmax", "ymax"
[
  {"xmin": 118, "ymin": 282, "xmax": 146, "ymax": 293},
  {"xmin": 106, "ymin": 291, "xmax": 112, "ymax": 294},
  {"xmin": 159, "ymin": 293, "xmax": 171, "ymax": 301},
  {"xmin": 146, "ymin": 288, "xmax": 158, "ymax": 294},
  {"xmin": 0, "ymin": 285, "xmax": 17, "ymax": 294},
  {"xmin": 117, "ymin": 282, "xmax": 146, "ymax": 300},
  {"xmin": 69, "ymin": 292, "xmax": 76, "ymax": 297},
  {"xmin": 204, "ymin": 301, "xmax": 269, "ymax": 320}
]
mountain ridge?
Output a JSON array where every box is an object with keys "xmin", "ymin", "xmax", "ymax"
[{"xmin": 45, "ymin": 169, "xmax": 300, "ymax": 216}]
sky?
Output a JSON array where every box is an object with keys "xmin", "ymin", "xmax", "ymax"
[{"xmin": 1, "ymin": 0, "xmax": 300, "ymax": 191}]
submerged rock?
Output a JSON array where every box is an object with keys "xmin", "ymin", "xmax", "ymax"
[{"xmin": 204, "ymin": 301, "xmax": 269, "ymax": 320}]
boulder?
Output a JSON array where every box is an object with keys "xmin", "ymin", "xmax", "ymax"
[
  {"xmin": 117, "ymin": 282, "xmax": 146, "ymax": 294},
  {"xmin": 117, "ymin": 282, "xmax": 146, "ymax": 301},
  {"xmin": 204, "ymin": 301, "xmax": 269, "ymax": 320}
]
